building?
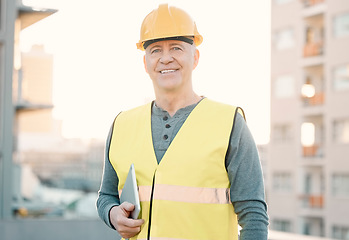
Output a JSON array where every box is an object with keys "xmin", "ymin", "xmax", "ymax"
[
  {"xmin": 19, "ymin": 138, "xmax": 105, "ymax": 192},
  {"xmin": 16, "ymin": 44, "xmax": 104, "ymax": 194},
  {"xmin": 0, "ymin": 0, "xmax": 56, "ymax": 220},
  {"xmin": 258, "ymin": 144, "xmax": 269, "ymax": 189},
  {"xmin": 269, "ymin": 0, "xmax": 349, "ymax": 239},
  {"xmin": 16, "ymin": 44, "xmax": 54, "ymax": 134}
]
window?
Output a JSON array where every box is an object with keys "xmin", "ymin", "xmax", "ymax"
[
  {"xmin": 273, "ymin": 124, "xmax": 293, "ymax": 142},
  {"xmin": 334, "ymin": 13, "xmax": 349, "ymax": 38},
  {"xmin": 274, "ymin": 75, "xmax": 296, "ymax": 98},
  {"xmin": 333, "ymin": 119, "xmax": 349, "ymax": 144},
  {"xmin": 302, "ymin": 122, "xmax": 315, "ymax": 146},
  {"xmin": 273, "ymin": 219, "xmax": 292, "ymax": 232},
  {"xmin": 332, "ymin": 174, "xmax": 349, "ymax": 197},
  {"xmin": 274, "ymin": 28, "xmax": 295, "ymax": 50},
  {"xmin": 332, "ymin": 225, "xmax": 349, "ymax": 240},
  {"xmin": 333, "ymin": 64, "xmax": 349, "ymax": 91},
  {"xmin": 273, "ymin": 172, "xmax": 292, "ymax": 192}
]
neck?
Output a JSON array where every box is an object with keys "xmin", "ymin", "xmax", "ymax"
[{"xmin": 154, "ymin": 91, "xmax": 202, "ymax": 116}]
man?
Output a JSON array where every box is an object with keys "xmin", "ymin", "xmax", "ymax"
[{"xmin": 97, "ymin": 4, "xmax": 269, "ymax": 240}]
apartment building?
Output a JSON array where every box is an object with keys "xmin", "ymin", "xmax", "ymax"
[{"xmin": 269, "ymin": 0, "xmax": 349, "ymax": 239}]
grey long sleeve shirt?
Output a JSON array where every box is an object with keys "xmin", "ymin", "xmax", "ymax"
[{"xmin": 97, "ymin": 100, "xmax": 269, "ymax": 240}]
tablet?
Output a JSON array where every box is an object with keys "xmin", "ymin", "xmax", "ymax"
[{"xmin": 120, "ymin": 163, "xmax": 141, "ymax": 219}]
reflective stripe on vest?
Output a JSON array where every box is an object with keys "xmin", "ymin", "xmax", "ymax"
[
  {"xmin": 109, "ymin": 98, "xmax": 242, "ymax": 240},
  {"xmin": 120, "ymin": 185, "xmax": 231, "ymax": 204}
]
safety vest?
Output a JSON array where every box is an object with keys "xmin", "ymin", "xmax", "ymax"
[{"xmin": 109, "ymin": 98, "xmax": 242, "ymax": 240}]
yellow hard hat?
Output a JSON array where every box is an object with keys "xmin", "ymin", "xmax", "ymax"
[{"xmin": 137, "ymin": 4, "xmax": 203, "ymax": 51}]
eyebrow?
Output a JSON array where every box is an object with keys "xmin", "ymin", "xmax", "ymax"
[
  {"xmin": 169, "ymin": 42, "xmax": 184, "ymax": 47},
  {"xmin": 149, "ymin": 42, "xmax": 185, "ymax": 52}
]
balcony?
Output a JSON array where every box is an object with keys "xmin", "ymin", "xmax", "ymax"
[
  {"xmin": 303, "ymin": 15, "xmax": 324, "ymax": 61},
  {"xmin": 301, "ymin": 119, "xmax": 324, "ymax": 158},
  {"xmin": 301, "ymin": 0, "xmax": 325, "ymax": 8},
  {"xmin": 308, "ymin": 92, "xmax": 324, "ymax": 105},
  {"xmin": 299, "ymin": 169, "xmax": 325, "ymax": 220},
  {"xmin": 301, "ymin": 66, "xmax": 324, "ymax": 109},
  {"xmin": 301, "ymin": 146, "xmax": 324, "ymax": 167},
  {"xmin": 303, "ymin": 42, "xmax": 323, "ymax": 57},
  {"xmin": 302, "ymin": 92, "xmax": 324, "ymax": 106},
  {"xmin": 300, "ymin": 194, "xmax": 324, "ymax": 209},
  {"xmin": 303, "ymin": 145, "xmax": 318, "ymax": 157},
  {"xmin": 302, "ymin": 144, "xmax": 323, "ymax": 157}
]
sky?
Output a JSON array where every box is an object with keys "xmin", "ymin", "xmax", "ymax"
[{"xmin": 21, "ymin": 0, "xmax": 271, "ymax": 144}]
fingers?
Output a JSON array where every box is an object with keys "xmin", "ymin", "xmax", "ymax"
[
  {"xmin": 116, "ymin": 212, "xmax": 144, "ymax": 228},
  {"xmin": 110, "ymin": 203, "xmax": 145, "ymax": 239},
  {"xmin": 120, "ymin": 201, "xmax": 135, "ymax": 213},
  {"xmin": 116, "ymin": 219, "xmax": 144, "ymax": 238}
]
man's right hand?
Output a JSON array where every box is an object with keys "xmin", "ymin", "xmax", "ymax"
[{"xmin": 110, "ymin": 202, "xmax": 145, "ymax": 239}]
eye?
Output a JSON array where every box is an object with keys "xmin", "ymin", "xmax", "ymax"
[
  {"xmin": 172, "ymin": 46, "xmax": 182, "ymax": 51},
  {"xmin": 151, "ymin": 48, "xmax": 161, "ymax": 54}
]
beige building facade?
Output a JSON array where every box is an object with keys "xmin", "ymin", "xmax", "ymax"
[
  {"xmin": 269, "ymin": 0, "xmax": 349, "ymax": 239},
  {"xmin": 17, "ymin": 44, "xmax": 54, "ymax": 133}
]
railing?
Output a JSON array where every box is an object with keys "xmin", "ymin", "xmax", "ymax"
[
  {"xmin": 300, "ymin": 194, "xmax": 324, "ymax": 208},
  {"xmin": 303, "ymin": 145, "xmax": 318, "ymax": 157},
  {"xmin": 303, "ymin": 42, "xmax": 323, "ymax": 57},
  {"xmin": 301, "ymin": 0, "xmax": 325, "ymax": 7},
  {"xmin": 302, "ymin": 144, "xmax": 323, "ymax": 157},
  {"xmin": 303, "ymin": 92, "xmax": 325, "ymax": 106}
]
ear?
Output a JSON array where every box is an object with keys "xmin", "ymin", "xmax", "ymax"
[
  {"xmin": 143, "ymin": 55, "xmax": 148, "ymax": 73},
  {"xmin": 193, "ymin": 48, "xmax": 200, "ymax": 70}
]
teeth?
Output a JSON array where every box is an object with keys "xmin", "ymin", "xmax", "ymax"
[{"xmin": 161, "ymin": 70, "xmax": 176, "ymax": 74}]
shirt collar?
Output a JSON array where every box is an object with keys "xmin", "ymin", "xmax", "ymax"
[{"xmin": 151, "ymin": 98, "xmax": 204, "ymax": 118}]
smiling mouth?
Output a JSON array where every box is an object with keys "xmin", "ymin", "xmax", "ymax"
[{"xmin": 160, "ymin": 69, "xmax": 177, "ymax": 74}]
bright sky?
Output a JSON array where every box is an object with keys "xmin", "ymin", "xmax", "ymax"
[{"xmin": 21, "ymin": 0, "xmax": 271, "ymax": 144}]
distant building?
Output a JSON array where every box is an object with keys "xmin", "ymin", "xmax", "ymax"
[
  {"xmin": 19, "ymin": 138, "xmax": 105, "ymax": 192},
  {"xmin": 16, "ymin": 44, "xmax": 105, "ymax": 193},
  {"xmin": 16, "ymin": 44, "xmax": 55, "ymax": 134},
  {"xmin": 269, "ymin": 0, "xmax": 349, "ymax": 239},
  {"xmin": 257, "ymin": 144, "xmax": 269, "ymax": 205},
  {"xmin": 258, "ymin": 144, "xmax": 269, "ymax": 186}
]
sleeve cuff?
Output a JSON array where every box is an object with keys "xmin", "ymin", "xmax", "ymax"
[{"xmin": 106, "ymin": 203, "xmax": 119, "ymax": 229}]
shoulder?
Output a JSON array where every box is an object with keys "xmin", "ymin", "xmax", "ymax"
[
  {"xmin": 203, "ymin": 98, "xmax": 236, "ymax": 110},
  {"xmin": 203, "ymin": 98, "xmax": 245, "ymax": 120},
  {"xmin": 113, "ymin": 102, "xmax": 152, "ymax": 124}
]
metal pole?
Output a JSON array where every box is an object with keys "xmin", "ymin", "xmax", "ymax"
[{"xmin": 0, "ymin": 0, "xmax": 16, "ymax": 219}]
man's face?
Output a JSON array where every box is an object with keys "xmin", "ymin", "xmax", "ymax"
[{"xmin": 143, "ymin": 39, "xmax": 199, "ymax": 94}]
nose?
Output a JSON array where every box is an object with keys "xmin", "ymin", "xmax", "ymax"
[{"xmin": 159, "ymin": 50, "xmax": 174, "ymax": 64}]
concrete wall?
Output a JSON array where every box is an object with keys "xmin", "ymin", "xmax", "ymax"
[
  {"xmin": 0, "ymin": 219, "xmax": 335, "ymax": 240},
  {"xmin": 0, "ymin": 219, "xmax": 121, "ymax": 240}
]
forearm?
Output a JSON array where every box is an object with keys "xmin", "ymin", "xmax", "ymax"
[
  {"xmin": 96, "ymin": 192, "xmax": 119, "ymax": 229},
  {"xmin": 96, "ymin": 124, "xmax": 120, "ymax": 229},
  {"xmin": 233, "ymin": 200, "xmax": 269, "ymax": 240}
]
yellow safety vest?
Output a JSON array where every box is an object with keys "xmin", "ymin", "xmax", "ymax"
[{"xmin": 109, "ymin": 98, "xmax": 242, "ymax": 240}]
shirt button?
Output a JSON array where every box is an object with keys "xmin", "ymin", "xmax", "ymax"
[
  {"xmin": 165, "ymin": 124, "xmax": 171, "ymax": 128},
  {"xmin": 163, "ymin": 135, "xmax": 168, "ymax": 140},
  {"xmin": 163, "ymin": 116, "xmax": 168, "ymax": 121}
]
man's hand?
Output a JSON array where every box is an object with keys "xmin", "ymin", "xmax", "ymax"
[{"xmin": 110, "ymin": 202, "xmax": 145, "ymax": 239}]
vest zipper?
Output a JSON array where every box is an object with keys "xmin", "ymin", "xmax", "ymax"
[{"xmin": 147, "ymin": 173, "xmax": 156, "ymax": 240}]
